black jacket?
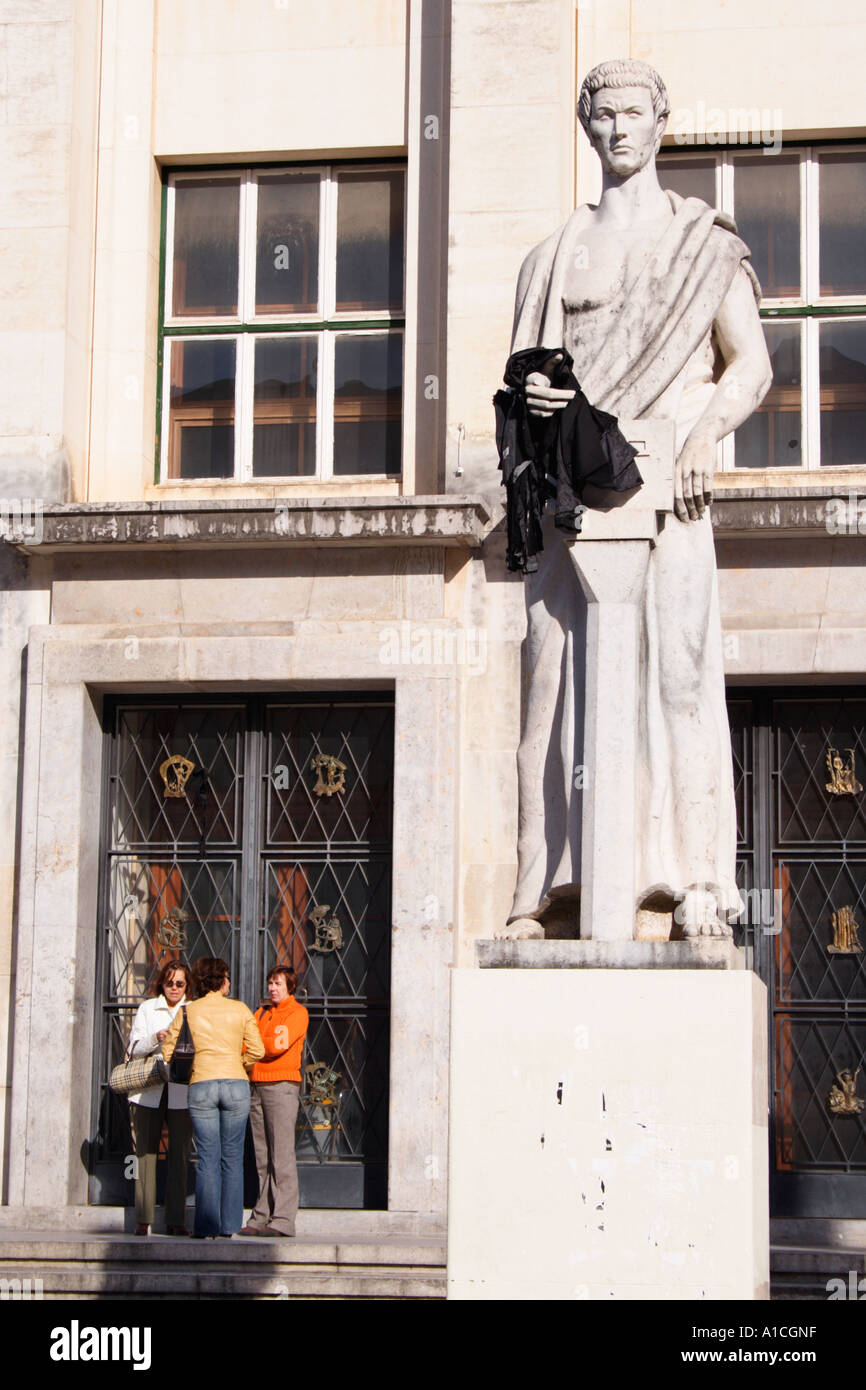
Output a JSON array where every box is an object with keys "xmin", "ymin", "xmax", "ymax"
[{"xmin": 493, "ymin": 347, "xmax": 642, "ymax": 573}]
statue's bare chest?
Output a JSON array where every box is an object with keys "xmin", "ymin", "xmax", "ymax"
[{"xmin": 562, "ymin": 217, "xmax": 670, "ymax": 311}]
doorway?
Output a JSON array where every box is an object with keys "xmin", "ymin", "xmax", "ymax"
[{"xmin": 90, "ymin": 693, "xmax": 394, "ymax": 1209}]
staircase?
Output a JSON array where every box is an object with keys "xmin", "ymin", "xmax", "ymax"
[
  {"xmin": 771, "ymin": 1220, "xmax": 866, "ymax": 1301},
  {"xmin": 0, "ymin": 1210, "xmax": 446, "ymax": 1300}
]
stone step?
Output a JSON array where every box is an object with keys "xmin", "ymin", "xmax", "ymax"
[
  {"xmin": 770, "ymin": 1241, "xmax": 865, "ymax": 1301},
  {"xmin": 771, "ymin": 1219, "xmax": 866, "ymax": 1253},
  {"xmin": 0, "ymin": 1264, "xmax": 444, "ymax": 1300},
  {"xmin": 771, "ymin": 1245, "xmax": 866, "ymax": 1274},
  {"xmin": 0, "ymin": 1233, "xmax": 445, "ymax": 1267},
  {"xmin": 0, "ymin": 1206, "xmax": 445, "ymax": 1237},
  {"xmin": 0, "ymin": 1230, "xmax": 446, "ymax": 1300}
]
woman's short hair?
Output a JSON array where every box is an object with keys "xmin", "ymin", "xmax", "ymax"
[
  {"xmin": 152, "ymin": 960, "xmax": 191, "ymax": 998},
  {"xmin": 267, "ymin": 965, "xmax": 297, "ymax": 995},
  {"xmin": 191, "ymin": 956, "xmax": 230, "ymax": 998}
]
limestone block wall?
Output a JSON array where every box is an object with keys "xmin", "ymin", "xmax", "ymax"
[
  {"xmin": 0, "ymin": 0, "xmax": 76, "ymax": 497},
  {"xmin": 0, "ymin": 548, "xmax": 50, "ymax": 1199},
  {"xmin": 83, "ymin": 0, "xmax": 413, "ymax": 505},
  {"xmin": 8, "ymin": 541, "xmax": 473, "ymax": 1211},
  {"xmin": 718, "ymin": 535, "xmax": 866, "ymax": 680},
  {"xmin": 445, "ymin": 0, "xmax": 575, "ymax": 504},
  {"xmin": 446, "ymin": 531, "xmax": 526, "ymax": 962},
  {"xmin": 578, "ymin": 0, "xmax": 866, "ymax": 211}
]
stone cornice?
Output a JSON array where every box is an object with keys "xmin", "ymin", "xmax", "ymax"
[
  {"xmin": 711, "ymin": 486, "xmax": 863, "ymax": 539},
  {"xmin": 3, "ymin": 496, "xmax": 493, "ymax": 553}
]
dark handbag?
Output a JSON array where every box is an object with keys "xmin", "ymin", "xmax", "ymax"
[{"xmin": 169, "ymin": 1006, "xmax": 195, "ymax": 1085}]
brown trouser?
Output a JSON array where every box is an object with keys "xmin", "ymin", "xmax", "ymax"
[
  {"xmin": 130, "ymin": 1091, "xmax": 193, "ymax": 1228},
  {"xmin": 248, "ymin": 1081, "xmax": 301, "ymax": 1235}
]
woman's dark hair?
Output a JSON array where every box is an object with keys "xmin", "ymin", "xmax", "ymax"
[
  {"xmin": 152, "ymin": 960, "xmax": 191, "ymax": 999},
  {"xmin": 267, "ymin": 965, "xmax": 297, "ymax": 995},
  {"xmin": 191, "ymin": 956, "xmax": 230, "ymax": 998}
]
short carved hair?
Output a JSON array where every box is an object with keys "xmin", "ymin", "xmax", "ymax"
[
  {"xmin": 267, "ymin": 965, "xmax": 297, "ymax": 995},
  {"xmin": 191, "ymin": 956, "xmax": 230, "ymax": 997},
  {"xmin": 577, "ymin": 60, "xmax": 670, "ymax": 134}
]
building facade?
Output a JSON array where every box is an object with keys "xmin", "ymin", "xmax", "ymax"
[{"xmin": 1, "ymin": 0, "xmax": 865, "ymax": 1258}]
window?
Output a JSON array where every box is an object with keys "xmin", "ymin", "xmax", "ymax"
[
  {"xmin": 658, "ymin": 147, "xmax": 866, "ymax": 471},
  {"xmin": 159, "ymin": 165, "xmax": 406, "ymax": 482}
]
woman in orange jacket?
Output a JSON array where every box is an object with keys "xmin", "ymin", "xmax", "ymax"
[{"xmin": 241, "ymin": 965, "xmax": 309, "ymax": 1237}]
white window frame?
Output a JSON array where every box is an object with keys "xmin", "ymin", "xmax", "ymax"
[
  {"xmin": 659, "ymin": 144, "xmax": 866, "ymax": 472},
  {"xmin": 160, "ymin": 164, "xmax": 406, "ymax": 484}
]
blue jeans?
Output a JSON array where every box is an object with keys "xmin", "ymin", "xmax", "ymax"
[{"xmin": 187, "ymin": 1079, "xmax": 251, "ymax": 1237}]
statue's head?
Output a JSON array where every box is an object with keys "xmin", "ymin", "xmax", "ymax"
[{"xmin": 578, "ymin": 60, "xmax": 669, "ymax": 180}]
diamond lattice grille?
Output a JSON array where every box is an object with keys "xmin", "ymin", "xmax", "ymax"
[
  {"xmin": 95, "ymin": 696, "xmax": 393, "ymax": 1201},
  {"xmin": 265, "ymin": 704, "xmax": 393, "ymax": 846},
  {"xmin": 295, "ymin": 1010, "xmax": 389, "ymax": 1164},
  {"xmin": 776, "ymin": 698, "xmax": 866, "ymax": 844},
  {"xmin": 262, "ymin": 856, "xmax": 391, "ymax": 1004},
  {"xmin": 107, "ymin": 857, "xmax": 241, "ymax": 1002},
  {"xmin": 776, "ymin": 1018, "xmax": 866, "ymax": 1170},
  {"xmin": 112, "ymin": 705, "xmax": 245, "ymax": 849},
  {"xmin": 774, "ymin": 858, "xmax": 866, "ymax": 1005}
]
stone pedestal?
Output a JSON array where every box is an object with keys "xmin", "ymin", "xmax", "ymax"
[
  {"xmin": 447, "ymin": 947, "xmax": 769, "ymax": 1300},
  {"xmin": 570, "ymin": 418, "xmax": 674, "ymax": 941}
]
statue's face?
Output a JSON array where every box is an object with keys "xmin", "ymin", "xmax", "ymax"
[{"xmin": 587, "ymin": 85, "xmax": 663, "ymax": 178}]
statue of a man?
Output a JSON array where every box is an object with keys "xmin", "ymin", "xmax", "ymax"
[{"xmin": 502, "ymin": 60, "xmax": 771, "ymax": 941}]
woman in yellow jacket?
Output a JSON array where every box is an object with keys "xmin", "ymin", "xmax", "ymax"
[
  {"xmin": 241, "ymin": 965, "xmax": 309, "ymax": 1237},
  {"xmin": 163, "ymin": 957, "xmax": 264, "ymax": 1239}
]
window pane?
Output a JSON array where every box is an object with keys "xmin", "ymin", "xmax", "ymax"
[
  {"xmin": 253, "ymin": 336, "xmax": 318, "ymax": 477},
  {"xmin": 819, "ymin": 153, "xmax": 866, "ymax": 296},
  {"xmin": 333, "ymin": 333, "xmax": 402, "ymax": 475},
  {"xmin": 733, "ymin": 321, "xmax": 801, "ymax": 468},
  {"xmin": 336, "ymin": 172, "xmax": 405, "ymax": 312},
  {"xmin": 168, "ymin": 338, "xmax": 236, "ymax": 479},
  {"xmin": 171, "ymin": 177, "xmax": 240, "ymax": 317},
  {"xmin": 256, "ymin": 173, "xmax": 320, "ymax": 314},
  {"xmin": 733, "ymin": 154, "xmax": 800, "ymax": 298},
  {"xmin": 819, "ymin": 320, "xmax": 866, "ymax": 467},
  {"xmin": 658, "ymin": 155, "xmax": 716, "ymax": 205}
]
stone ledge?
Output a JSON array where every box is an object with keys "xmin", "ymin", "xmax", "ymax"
[
  {"xmin": 711, "ymin": 486, "xmax": 864, "ymax": 538},
  {"xmin": 2, "ymin": 496, "xmax": 492, "ymax": 553},
  {"xmin": 475, "ymin": 939, "xmax": 746, "ymax": 969}
]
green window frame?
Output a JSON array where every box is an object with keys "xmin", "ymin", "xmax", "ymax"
[
  {"xmin": 658, "ymin": 144, "xmax": 866, "ymax": 472},
  {"xmin": 156, "ymin": 162, "xmax": 406, "ymax": 484}
]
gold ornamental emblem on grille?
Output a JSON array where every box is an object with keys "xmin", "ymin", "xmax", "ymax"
[
  {"xmin": 310, "ymin": 753, "xmax": 347, "ymax": 798},
  {"xmin": 159, "ymin": 755, "xmax": 196, "ymax": 798},
  {"xmin": 825, "ymin": 748, "xmax": 863, "ymax": 796},
  {"xmin": 308, "ymin": 905, "xmax": 343, "ymax": 954},
  {"xmin": 829, "ymin": 1067, "xmax": 865, "ymax": 1116},
  {"xmin": 155, "ymin": 906, "xmax": 189, "ymax": 950},
  {"xmin": 828, "ymin": 905, "xmax": 862, "ymax": 956},
  {"xmin": 304, "ymin": 1061, "xmax": 342, "ymax": 1104}
]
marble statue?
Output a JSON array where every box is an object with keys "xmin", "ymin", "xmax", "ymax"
[{"xmin": 500, "ymin": 60, "xmax": 771, "ymax": 942}]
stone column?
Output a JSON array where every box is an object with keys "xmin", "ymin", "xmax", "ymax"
[
  {"xmin": 568, "ymin": 418, "xmax": 674, "ymax": 941},
  {"xmin": 571, "ymin": 540, "xmax": 650, "ymax": 940}
]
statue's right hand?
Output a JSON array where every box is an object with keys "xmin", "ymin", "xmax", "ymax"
[{"xmin": 525, "ymin": 370, "xmax": 576, "ymax": 418}]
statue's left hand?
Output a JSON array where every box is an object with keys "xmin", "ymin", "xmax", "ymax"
[{"xmin": 675, "ymin": 425, "xmax": 716, "ymax": 522}]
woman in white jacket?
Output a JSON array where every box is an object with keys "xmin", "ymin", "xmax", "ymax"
[{"xmin": 128, "ymin": 961, "xmax": 193, "ymax": 1236}]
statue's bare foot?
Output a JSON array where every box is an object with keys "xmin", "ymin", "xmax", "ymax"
[
  {"xmin": 680, "ymin": 888, "xmax": 733, "ymax": 939},
  {"xmin": 494, "ymin": 917, "xmax": 545, "ymax": 941}
]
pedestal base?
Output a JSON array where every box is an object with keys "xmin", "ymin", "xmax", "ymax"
[{"xmin": 447, "ymin": 965, "xmax": 769, "ymax": 1300}]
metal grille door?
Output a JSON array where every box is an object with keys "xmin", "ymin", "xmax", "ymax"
[
  {"xmin": 729, "ymin": 690, "xmax": 866, "ymax": 1216},
  {"xmin": 91, "ymin": 695, "xmax": 393, "ymax": 1209},
  {"xmin": 259, "ymin": 700, "xmax": 393, "ymax": 1207}
]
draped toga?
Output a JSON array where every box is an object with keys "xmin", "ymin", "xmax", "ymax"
[{"xmin": 508, "ymin": 191, "xmax": 758, "ymax": 926}]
